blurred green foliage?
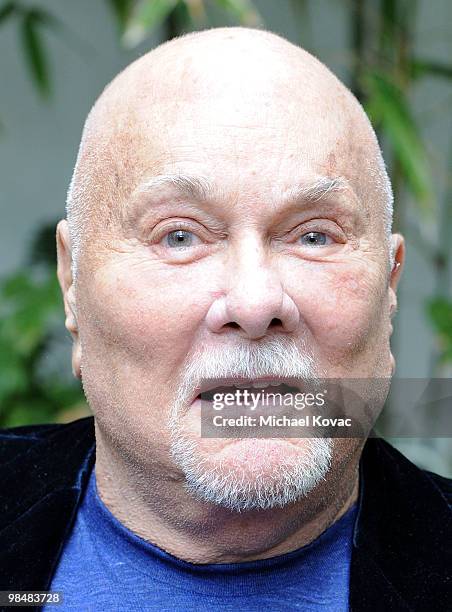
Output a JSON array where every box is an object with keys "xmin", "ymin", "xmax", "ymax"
[
  {"xmin": 112, "ymin": 0, "xmax": 262, "ymax": 46},
  {"xmin": 0, "ymin": 222, "xmax": 88, "ymax": 427},
  {"xmin": 364, "ymin": 69, "xmax": 433, "ymax": 211},
  {"xmin": 0, "ymin": 1, "xmax": 74, "ymax": 97},
  {"xmin": 0, "ymin": 0, "xmax": 451, "ymax": 428},
  {"xmin": 427, "ymin": 297, "xmax": 452, "ymax": 364},
  {"xmin": 0, "ymin": 268, "xmax": 86, "ymax": 426}
]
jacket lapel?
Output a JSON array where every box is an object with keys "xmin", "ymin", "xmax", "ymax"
[
  {"xmin": 0, "ymin": 417, "xmax": 95, "ymax": 591},
  {"xmin": 349, "ymin": 438, "xmax": 452, "ymax": 610}
]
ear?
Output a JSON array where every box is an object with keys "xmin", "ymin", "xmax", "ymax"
[
  {"xmin": 388, "ymin": 233, "xmax": 405, "ymax": 374},
  {"xmin": 388, "ymin": 233, "xmax": 405, "ymax": 316},
  {"xmin": 56, "ymin": 220, "xmax": 82, "ymax": 379}
]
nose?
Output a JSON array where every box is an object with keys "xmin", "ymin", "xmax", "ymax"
[{"xmin": 205, "ymin": 239, "xmax": 300, "ymax": 340}]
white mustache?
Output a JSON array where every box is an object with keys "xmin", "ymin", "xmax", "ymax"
[
  {"xmin": 171, "ymin": 336, "xmax": 319, "ymax": 421},
  {"xmin": 186, "ymin": 336, "xmax": 315, "ymax": 380}
]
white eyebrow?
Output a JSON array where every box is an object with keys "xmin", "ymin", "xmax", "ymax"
[
  {"xmin": 279, "ymin": 176, "xmax": 350, "ymax": 204},
  {"xmin": 137, "ymin": 173, "xmax": 214, "ymax": 201},
  {"xmin": 136, "ymin": 173, "xmax": 350, "ymax": 204}
]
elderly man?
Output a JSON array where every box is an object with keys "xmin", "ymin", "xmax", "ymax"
[{"xmin": 0, "ymin": 26, "xmax": 450, "ymax": 611}]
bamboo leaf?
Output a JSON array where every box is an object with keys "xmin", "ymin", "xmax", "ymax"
[
  {"xmin": 25, "ymin": 7, "xmax": 61, "ymax": 31},
  {"xmin": 213, "ymin": 0, "xmax": 262, "ymax": 25},
  {"xmin": 410, "ymin": 59, "xmax": 452, "ymax": 81},
  {"xmin": 122, "ymin": 0, "xmax": 178, "ymax": 48},
  {"xmin": 427, "ymin": 297, "xmax": 452, "ymax": 337},
  {"xmin": 30, "ymin": 8, "xmax": 92, "ymax": 62},
  {"xmin": 426, "ymin": 297, "xmax": 452, "ymax": 363},
  {"xmin": 20, "ymin": 9, "xmax": 50, "ymax": 96},
  {"xmin": 0, "ymin": 1, "xmax": 16, "ymax": 25},
  {"xmin": 107, "ymin": 0, "xmax": 134, "ymax": 29},
  {"xmin": 0, "ymin": 270, "xmax": 61, "ymax": 357},
  {"xmin": 0, "ymin": 348, "xmax": 27, "ymax": 403},
  {"xmin": 363, "ymin": 70, "xmax": 434, "ymax": 213},
  {"xmin": 182, "ymin": 0, "xmax": 206, "ymax": 24}
]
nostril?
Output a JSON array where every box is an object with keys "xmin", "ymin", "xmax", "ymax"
[
  {"xmin": 226, "ymin": 321, "xmax": 240, "ymax": 329},
  {"xmin": 270, "ymin": 318, "xmax": 283, "ymax": 327}
]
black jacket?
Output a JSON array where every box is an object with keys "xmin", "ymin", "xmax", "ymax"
[{"xmin": 0, "ymin": 416, "xmax": 451, "ymax": 611}]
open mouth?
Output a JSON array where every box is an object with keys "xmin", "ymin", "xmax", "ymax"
[{"xmin": 194, "ymin": 379, "xmax": 303, "ymax": 402}]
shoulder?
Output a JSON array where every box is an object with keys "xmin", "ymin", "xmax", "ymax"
[
  {"xmin": 0, "ymin": 418, "xmax": 95, "ymax": 590},
  {"xmin": 360, "ymin": 436, "xmax": 452, "ymax": 527},
  {"xmin": 421, "ymin": 469, "xmax": 452, "ymax": 507},
  {"xmin": 351, "ymin": 438, "xmax": 452, "ymax": 609},
  {"xmin": 364, "ymin": 437, "xmax": 451, "ymax": 497},
  {"xmin": 0, "ymin": 417, "xmax": 95, "ymax": 531},
  {"xmin": 377, "ymin": 437, "xmax": 450, "ymax": 496}
]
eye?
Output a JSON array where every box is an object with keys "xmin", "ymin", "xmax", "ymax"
[
  {"xmin": 299, "ymin": 231, "xmax": 333, "ymax": 247},
  {"xmin": 163, "ymin": 229, "xmax": 201, "ymax": 248}
]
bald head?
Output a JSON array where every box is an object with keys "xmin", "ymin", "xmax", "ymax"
[{"xmin": 66, "ymin": 26, "xmax": 393, "ymax": 282}]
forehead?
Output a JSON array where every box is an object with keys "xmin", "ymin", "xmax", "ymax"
[
  {"xmin": 106, "ymin": 40, "xmax": 358, "ymax": 165},
  {"xmin": 115, "ymin": 94, "xmax": 362, "ymax": 199},
  {"xmin": 85, "ymin": 41, "xmax": 381, "ymax": 230}
]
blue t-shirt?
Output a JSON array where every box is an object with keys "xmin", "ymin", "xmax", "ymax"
[{"xmin": 47, "ymin": 467, "xmax": 358, "ymax": 611}]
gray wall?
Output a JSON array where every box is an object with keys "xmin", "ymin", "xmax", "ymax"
[{"xmin": 1, "ymin": 0, "xmax": 451, "ymax": 473}]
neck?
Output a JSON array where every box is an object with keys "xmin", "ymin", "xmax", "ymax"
[{"xmin": 94, "ymin": 429, "xmax": 361, "ymax": 564}]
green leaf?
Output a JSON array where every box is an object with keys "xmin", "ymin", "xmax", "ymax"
[
  {"xmin": 122, "ymin": 0, "xmax": 178, "ymax": 48},
  {"xmin": 410, "ymin": 59, "xmax": 452, "ymax": 81},
  {"xmin": 427, "ymin": 297, "xmax": 452, "ymax": 337},
  {"xmin": 363, "ymin": 70, "xmax": 434, "ymax": 213},
  {"xmin": 32, "ymin": 8, "xmax": 91, "ymax": 65},
  {"xmin": 20, "ymin": 9, "xmax": 51, "ymax": 96},
  {"xmin": 1, "ymin": 271, "xmax": 33, "ymax": 301},
  {"xmin": 0, "ymin": 270, "xmax": 61, "ymax": 356},
  {"xmin": 2, "ymin": 399, "xmax": 57, "ymax": 427},
  {"xmin": 426, "ymin": 297, "xmax": 452, "ymax": 363},
  {"xmin": 213, "ymin": 0, "xmax": 262, "ymax": 25},
  {"xmin": 0, "ymin": 1, "xmax": 16, "ymax": 25},
  {"xmin": 0, "ymin": 230, "xmax": 82, "ymax": 427},
  {"xmin": 43, "ymin": 381, "xmax": 85, "ymax": 409},
  {"xmin": 107, "ymin": 0, "xmax": 134, "ymax": 29},
  {"xmin": 26, "ymin": 7, "xmax": 62, "ymax": 31},
  {"xmin": 0, "ymin": 347, "xmax": 28, "ymax": 402},
  {"xmin": 181, "ymin": 0, "xmax": 206, "ymax": 24}
]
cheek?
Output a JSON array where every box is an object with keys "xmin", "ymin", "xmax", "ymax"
[
  {"xmin": 77, "ymin": 263, "xmax": 213, "ymax": 446},
  {"xmin": 79, "ymin": 263, "xmax": 209, "ymax": 368},
  {"xmin": 293, "ymin": 265, "xmax": 388, "ymax": 356}
]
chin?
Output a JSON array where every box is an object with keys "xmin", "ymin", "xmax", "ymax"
[{"xmin": 170, "ymin": 433, "xmax": 333, "ymax": 512}]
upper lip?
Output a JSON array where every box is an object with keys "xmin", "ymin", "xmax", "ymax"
[{"xmin": 192, "ymin": 376, "xmax": 304, "ymax": 401}]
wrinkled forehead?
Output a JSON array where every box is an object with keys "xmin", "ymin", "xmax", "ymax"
[{"xmin": 79, "ymin": 37, "xmax": 384, "ymax": 230}]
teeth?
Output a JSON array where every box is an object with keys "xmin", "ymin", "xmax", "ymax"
[
  {"xmin": 207, "ymin": 380, "xmax": 287, "ymax": 391},
  {"xmin": 237, "ymin": 381, "xmax": 286, "ymax": 389}
]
